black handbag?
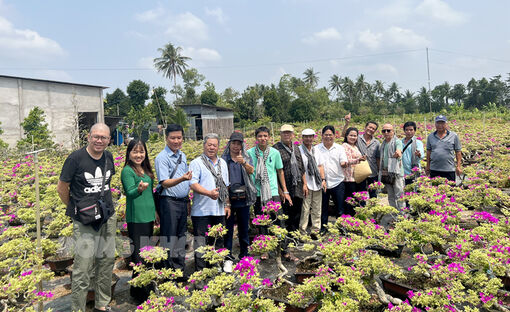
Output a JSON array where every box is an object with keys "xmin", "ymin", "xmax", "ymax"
[
  {"xmin": 229, "ymin": 183, "xmax": 247, "ymax": 200},
  {"xmin": 76, "ymin": 159, "xmax": 108, "ymax": 225},
  {"xmin": 381, "ymin": 173, "xmax": 396, "ymax": 185}
]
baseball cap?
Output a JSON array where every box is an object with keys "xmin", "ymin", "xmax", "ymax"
[
  {"xmin": 280, "ymin": 124, "xmax": 294, "ymax": 132},
  {"xmin": 301, "ymin": 128, "xmax": 316, "ymax": 136},
  {"xmin": 435, "ymin": 115, "xmax": 447, "ymax": 122},
  {"xmin": 229, "ymin": 131, "xmax": 244, "ymax": 142}
]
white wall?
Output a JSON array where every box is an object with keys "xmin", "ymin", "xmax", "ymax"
[{"xmin": 0, "ymin": 76, "xmax": 104, "ymax": 148}]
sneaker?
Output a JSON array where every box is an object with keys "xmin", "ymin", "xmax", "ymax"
[
  {"xmin": 310, "ymin": 232, "xmax": 318, "ymax": 240},
  {"xmin": 223, "ymin": 260, "xmax": 233, "ymax": 273}
]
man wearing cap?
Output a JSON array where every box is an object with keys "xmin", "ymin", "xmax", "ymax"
[
  {"xmin": 299, "ymin": 129, "xmax": 326, "ymax": 239},
  {"xmin": 221, "ymin": 131, "xmax": 256, "ymax": 272},
  {"xmin": 273, "ymin": 125, "xmax": 306, "ymax": 234},
  {"xmin": 426, "ymin": 115, "xmax": 462, "ymax": 182}
]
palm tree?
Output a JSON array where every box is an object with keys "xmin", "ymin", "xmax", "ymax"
[
  {"xmin": 355, "ymin": 74, "xmax": 369, "ymax": 101},
  {"xmin": 303, "ymin": 68, "xmax": 320, "ymax": 88},
  {"xmin": 154, "ymin": 43, "xmax": 191, "ymax": 92},
  {"xmin": 373, "ymin": 80, "xmax": 385, "ymax": 100},
  {"xmin": 341, "ymin": 77, "xmax": 355, "ymax": 109},
  {"xmin": 329, "ymin": 74, "xmax": 342, "ymax": 97}
]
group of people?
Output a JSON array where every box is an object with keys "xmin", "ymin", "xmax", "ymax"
[{"xmin": 57, "ymin": 114, "xmax": 462, "ymax": 311}]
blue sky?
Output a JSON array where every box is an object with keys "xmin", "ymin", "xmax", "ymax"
[{"xmin": 0, "ymin": 0, "xmax": 509, "ymax": 99}]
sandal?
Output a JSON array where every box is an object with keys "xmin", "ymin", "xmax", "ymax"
[
  {"xmin": 283, "ymin": 253, "xmax": 299, "ymax": 262},
  {"xmin": 260, "ymin": 252, "xmax": 269, "ymax": 260}
]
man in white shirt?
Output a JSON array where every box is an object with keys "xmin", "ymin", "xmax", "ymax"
[
  {"xmin": 299, "ymin": 129, "xmax": 326, "ymax": 239},
  {"xmin": 315, "ymin": 125, "xmax": 348, "ymax": 234}
]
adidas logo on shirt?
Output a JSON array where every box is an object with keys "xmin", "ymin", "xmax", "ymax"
[{"xmin": 84, "ymin": 167, "xmax": 111, "ymax": 193}]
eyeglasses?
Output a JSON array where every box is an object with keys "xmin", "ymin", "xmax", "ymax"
[
  {"xmin": 381, "ymin": 129, "xmax": 392, "ymax": 133},
  {"xmin": 90, "ymin": 135, "xmax": 110, "ymax": 141}
]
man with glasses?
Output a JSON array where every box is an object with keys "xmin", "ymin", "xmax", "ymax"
[
  {"xmin": 378, "ymin": 124, "xmax": 404, "ymax": 210},
  {"xmin": 57, "ymin": 123, "xmax": 116, "ymax": 312}
]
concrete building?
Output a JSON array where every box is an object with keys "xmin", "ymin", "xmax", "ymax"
[
  {"xmin": 178, "ymin": 104, "xmax": 234, "ymax": 140},
  {"xmin": 0, "ymin": 75, "xmax": 107, "ymax": 148}
]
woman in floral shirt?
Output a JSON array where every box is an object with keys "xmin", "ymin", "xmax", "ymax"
[{"xmin": 341, "ymin": 127, "xmax": 366, "ymax": 215}]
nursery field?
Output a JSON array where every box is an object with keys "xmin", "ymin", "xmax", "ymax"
[{"xmin": 0, "ymin": 115, "xmax": 509, "ymax": 312}]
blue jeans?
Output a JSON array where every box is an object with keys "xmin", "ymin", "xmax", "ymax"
[
  {"xmin": 159, "ymin": 197, "xmax": 188, "ymax": 271},
  {"xmin": 224, "ymin": 201, "xmax": 250, "ymax": 260},
  {"xmin": 321, "ymin": 182, "xmax": 345, "ymax": 231}
]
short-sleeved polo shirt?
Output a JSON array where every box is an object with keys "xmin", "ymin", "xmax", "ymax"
[
  {"xmin": 154, "ymin": 146, "xmax": 190, "ymax": 198},
  {"xmin": 426, "ymin": 130, "xmax": 462, "ymax": 172},
  {"xmin": 314, "ymin": 143, "xmax": 348, "ymax": 189},
  {"xmin": 247, "ymin": 147, "xmax": 283, "ymax": 197}
]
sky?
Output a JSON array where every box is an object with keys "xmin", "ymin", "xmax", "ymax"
[{"xmin": 0, "ymin": 0, "xmax": 509, "ymax": 100}]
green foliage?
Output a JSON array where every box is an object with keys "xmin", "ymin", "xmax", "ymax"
[
  {"xmin": 125, "ymin": 106, "xmax": 154, "ymax": 139},
  {"xmin": 200, "ymin": 81, "xmax": 219, "ymax": 105},
  {"xmin": 16, "ymin": 106, "xmax": 54, "ymax": 150},
  {"xmin": 105, "ymin": 88, "xmax": 130, "ymax": 116},
  {"xmin": 0, "ymin": 121, "xmax": 8, "ymax": 149},
  {"xmin": 126, "ymin": 80, "xmax": 150, "ymax": 110}
]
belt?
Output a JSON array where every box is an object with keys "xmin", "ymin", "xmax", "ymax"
[{"xmin": 163, "ymin": 196, "xmax": 189, "ymax": 202}]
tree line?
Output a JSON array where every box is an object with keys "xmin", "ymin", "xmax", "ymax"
[{"xmin": 105, "ymin": 42, "xmax": 510, "ymax": 128}]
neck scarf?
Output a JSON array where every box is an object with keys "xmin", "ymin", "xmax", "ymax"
[
  {"xmin": 221, "ymin": 141, "xmax": 257, "ymax": 206},
  {"xmin": 255, "ymin": 145, "xmax": 272, "ymax": 204},
  {"xmin": 280, "ymin": 142, "xmax": 302, "ymax": 187},
  {"xmin": 378, "ymin": 136, "xmax": 401, "ymax": 181},
  {"xmin": 301, "ymin": 144, "xmax": 321, "ymax": 188},
  {"xmin": 200, "ymin": 154, "xmax": 229, "ymax": 204}
]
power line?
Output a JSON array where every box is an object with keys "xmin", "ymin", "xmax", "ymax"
[
  {"xmin": 0, "ymin": 49, "xmax": 424, "ymax": 71},
  {"xmin": 429, "ymin": 48, "xmax": 510, "ymax": 64}
]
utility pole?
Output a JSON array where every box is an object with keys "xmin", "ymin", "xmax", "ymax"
[{"xmin": 426, "ymin": 47, "xmax": 432, "ymax": 113}]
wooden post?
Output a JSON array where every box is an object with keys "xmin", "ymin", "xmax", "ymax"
[{"xmin": 27, "ymin": 148, "xmax": 46, "ymax": 312}]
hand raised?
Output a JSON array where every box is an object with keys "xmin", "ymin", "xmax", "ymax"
[{"xmin": 182, "ymin": 171, "xmax": 192, "ymax": 181}]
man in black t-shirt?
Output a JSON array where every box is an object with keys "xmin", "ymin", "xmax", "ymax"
[{"xmin": 57, "ymin": 123, "xmax": 116, "ymax": 312}]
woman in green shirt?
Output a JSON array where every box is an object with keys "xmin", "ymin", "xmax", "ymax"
[{"xmin": 121, "ymin": 139, "xmax": 157, "ymax": 302}]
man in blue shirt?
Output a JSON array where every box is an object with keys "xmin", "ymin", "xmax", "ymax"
[
  {"xmin": 155, "ymin": 124, "xmax": 192, "ymax": 272},
  {"xmin": 189, "ymin": 133, "xmax": 231, "ymax": 271},
  {"xmin": 425, "ymin": 115, "xmax": 463, "ymax": 182},
  {"xmin": 401, "ymin": 121, "xmax": 425, "ymax": 185}
]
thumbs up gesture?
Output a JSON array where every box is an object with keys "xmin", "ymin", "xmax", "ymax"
[{"xmin": 209, "ymin": 187, "xmax": 220, "ymax": 200}]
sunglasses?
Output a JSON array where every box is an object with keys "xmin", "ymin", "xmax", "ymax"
[{"xmin": 381, "ymin": 129, "xmax": 392, "ymax": 133}]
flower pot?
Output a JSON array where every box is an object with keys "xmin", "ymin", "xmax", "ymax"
[
  {"xmin": 498, "ymin": 275, "xmax": 510, "ymax": 291},
  {"xmin": 380, "ymin": 275, "xmax": 419, "ymax": 301},
  {"xmin": 294, "ymin": 258, "xmax": 320, "ymax": 284},
  {"xmin": 260, "ymin": 282, "xmax": 319, "ymax": 312},
  {"xmin": 46, "ymin": 256, "xmax": 74, "ymax": 273}
]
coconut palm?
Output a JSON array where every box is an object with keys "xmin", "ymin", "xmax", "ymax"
[
  {"xmin": 154, "ymin": 43, "xmax": 191, "ymax": 90},
  {"xmin": 329, "ymin": 74, "xmax": 342, "ymax": 97},
  {"xmin": 303, "ymin": 68, "xmax": 320, "ymax": 88}
]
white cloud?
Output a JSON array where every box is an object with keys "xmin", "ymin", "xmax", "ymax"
[
  {"xmin": 182, "ymin": 47, "xmax": 221, "ymax": 62},
  {"xmin": 0, "ymin": 16, "xmax": 65, "ymax": 61},
  {"xmin": 135, "ymin": 7, "xmax": 165, "ymax": 22},
  {"xmin": 372, "ymin": 63, "xmax": 399, "ymax": 75},
  {"xmin": 302, "ymin": 27, "xmax": 341, "ymax": 44},
  {"xmin": 205, "ymin": 7, "xmax": 227, "ymax": 24},
  {"xmin": 358, "ymin": 29, "xmax": 382, "ymax": 50},
  {"xmin": 357, "ymin": 26, "xmax": 429, "ymax": 50},
  {"xmin": 415, "ymin": 0, "xmax": 468, "ymax": 25},
  {"xmin": 165, "ymin": 12, "xmax": 208, "ymax": 44},
  {"xmin": 385, "ymin": 26, "xmax": 430, "ymax": 48},
  {"xmin": 372, "ymin": 0, "xmax": 413, "ymax": 22}
]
